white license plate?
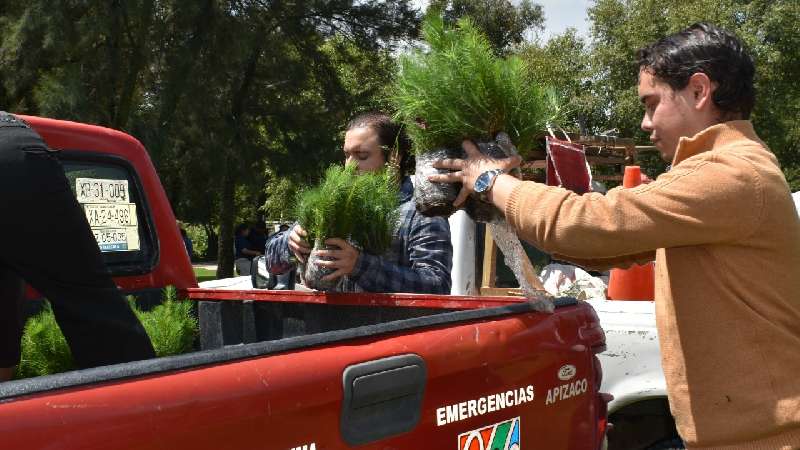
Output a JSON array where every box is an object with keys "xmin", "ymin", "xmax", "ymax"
[
  {"xmin": 84, "ymin": 203, "xmax": 138, "ymax": 228},
  {"xmin": 92, "ymin": 227, "xmax": 140, "ymax": 252},
  {"xmin": 76, "ymin": 178, "xmax": 130, "ymax": 204}
]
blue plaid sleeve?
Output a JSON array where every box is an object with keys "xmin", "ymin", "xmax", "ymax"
[
  {"xmin": 264, "ymin": 226, "xmax": 295, "ymax": 275},
  {"xmin": 348, "ymin": 214, "xmax": 452, "ymax": 294}
]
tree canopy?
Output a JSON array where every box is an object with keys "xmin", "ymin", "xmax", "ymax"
[{"xmin": 2, "ymin": 0, "xmax": 799, "ymax": 275}]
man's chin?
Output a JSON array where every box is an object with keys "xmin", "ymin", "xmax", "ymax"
[{"xmin": 654, "ymin": 143, "xmax": 675, "ymax": 163}]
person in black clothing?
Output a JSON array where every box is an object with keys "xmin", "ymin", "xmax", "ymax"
[
  {"xmin": 0, "ymin": 112, "xmax": 155, "ymax": 381},
  {"xmin": 248, "ymin": 221, "xmax": 269, "ymax": 254},
  {"xmin": 234, "ymin": 223, "xmax": 261, "ymax": 275}
]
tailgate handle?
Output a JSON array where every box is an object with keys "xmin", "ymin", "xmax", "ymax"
[{"xmin": 340, "ymin": 354, "xmax": 427, "ymax": 446}]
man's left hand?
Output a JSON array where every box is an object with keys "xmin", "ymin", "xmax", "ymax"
[
  {"xmin": 315, "ymin": 238, "xmax": 360, "ymax": 281},
  {"xmin": 428, "ymin": 140, "xmax": 521, "ymax": 206}
]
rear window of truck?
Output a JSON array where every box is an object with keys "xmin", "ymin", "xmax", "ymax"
[{"xmin": 61, "ymin": 153, "xmax": 157, "ymax": 275}]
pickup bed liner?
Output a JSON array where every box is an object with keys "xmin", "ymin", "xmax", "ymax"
[{"xmin": 0, "ymin": 295, "xmax": 577, "ymax": 401}]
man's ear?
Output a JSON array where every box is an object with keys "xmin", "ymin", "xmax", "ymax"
[{"xmin": 687, "ymin": 72, "xmax": 715, "ymax": 111}]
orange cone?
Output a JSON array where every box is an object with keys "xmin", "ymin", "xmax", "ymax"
[{"xmin": 606, "ymin": 166, "xmax": 655, "ymax": 301}]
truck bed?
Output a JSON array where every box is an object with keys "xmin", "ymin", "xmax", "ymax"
[{"xmin": 0, "ymin": 292, "xmax": 607, "ymax": 450}]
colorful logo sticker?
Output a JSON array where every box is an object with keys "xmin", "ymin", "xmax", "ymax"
[{"xmin": 458, "ymin": 417, "xmax": 520, "ymax": 450}]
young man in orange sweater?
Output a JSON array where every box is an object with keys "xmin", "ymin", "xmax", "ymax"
[{"xmin": 432, "ymin": 23, "xmax": 800, "ymax": 449}]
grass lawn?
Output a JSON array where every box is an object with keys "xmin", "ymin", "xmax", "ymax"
[{"xmin": 193, "ymin": 267, "xmax": 217, "ymax": 283}]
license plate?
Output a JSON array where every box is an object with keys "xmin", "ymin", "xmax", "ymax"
[
  {"xmin": 92, "ymin": 227, "xmax": 140, "ymax": 252},
  {"xmin": 76, "ymin": 178, "xmax": 130, "ymax": 204},
  {"xmin": 84, "ymin": 203, "xmax": 138, "ymax": 228}
]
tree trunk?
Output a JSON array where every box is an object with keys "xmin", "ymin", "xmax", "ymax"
[
  {"xmin": 214, "ymin": 29, "xmax": 264, "ymax": 278},
  {"xmin": 216, "ymin": 160, "xmax": 236, "ymax": 279}
]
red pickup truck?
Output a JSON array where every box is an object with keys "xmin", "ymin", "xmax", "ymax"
[{"xmin": 0, "ymin": 116, "xmax": 610, "ymax": 450}]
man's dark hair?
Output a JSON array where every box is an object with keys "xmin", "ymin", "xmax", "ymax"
[
  {"xmin": 636, "ymin": 22, "xmax": 755, "ymax": 119},
  {"xmin": 347, "ymin": 111, "xmax": 413, "ymax": 174}
]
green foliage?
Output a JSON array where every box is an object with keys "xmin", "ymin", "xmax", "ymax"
[
  {"xmin": 183, "ymin": 223, "xmax": 208, "ymax": 259},
  {"xmin": 15, "ymin": 304, "xmax": 75, "ymax": 379},
  {"xmin": 14, "ymin": 287, "xmax": 197, "ymax": 379},
  {"xmin": 392, "ymin": 15, "xmax": 558, "ymax": 156},
  {"xmin": 130, "ymin": 286, "xmax": 198, "ymax": 358},
  {"xmin": 520, "ymin": 29, "xmax": 604, "ymax": 134},
  {"xmin": 587, "ymin": 0, "xmax": 800, "ymax": 184},
  {"xmin": 429, "ymin": 0, "xmax": 545, "ymax": 55},
  {"xmin": 294, "ymin": 164, "xmax": 399, "ymax": 254}
]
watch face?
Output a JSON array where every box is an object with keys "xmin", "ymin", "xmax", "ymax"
[{"xmin": 474, "ymin": 172, "xmax": 491, "ymax": 193}]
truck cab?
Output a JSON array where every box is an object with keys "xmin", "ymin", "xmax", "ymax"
[{"xmin": 21, "ymin": 115, "xmax": 197, "ymax": 300}]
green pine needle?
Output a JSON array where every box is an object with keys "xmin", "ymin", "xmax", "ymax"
[
  {"xmin": 293, "ymin": 164, "xmax": 399, "ymax": 254},
  {"xmin": 13, "ymin": 287, "xmax": 198, "ymax": 379},
  {"xmin": 391, "ymin": 14, "xmax": 561, "ymax": 156}
]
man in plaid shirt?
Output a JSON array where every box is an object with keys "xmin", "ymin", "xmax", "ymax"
[{"xmin": 265, "ymin": 112, "xmax": 452, "ymax": 294}]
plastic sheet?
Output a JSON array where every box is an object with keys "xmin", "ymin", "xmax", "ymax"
[
  {"xmin": 302, "ymin": 241, "xmax": 339, "ymax": 291},
  {"xmin": 414, "ymin": 148, "xmax": 464, "ymax": 217},
  {"xmin": 488, "ymin": 219, "xmax": 554, "ymax": 313}
]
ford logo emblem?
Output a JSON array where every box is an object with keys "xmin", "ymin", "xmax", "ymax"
[{"xmin": 558, "ymin": 364, "xmax": 576, "ymax": 381}]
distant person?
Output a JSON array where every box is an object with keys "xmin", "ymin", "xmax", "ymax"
[
  {"xmin": 234, "ymin": 223, "xmax": 261, "ymax": 275},
  {"xmin": 180, "ymin": 227, "xmax": 194, "ymax": 260},
  {"xmin": 0, "ymin": 112, "xmax": 155, "ymax": 381},
  {"xmin": 248, "ymin": 221, "xmax": 269, "ymax": 254},
  {"xmin": 265, "ymin": 112, "xmax": 452, "ymax": 294}
]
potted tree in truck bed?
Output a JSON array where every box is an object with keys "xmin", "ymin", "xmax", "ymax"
[{"xmin": 392, "ymin": 14, "xmax": 558, "ymax": 219}]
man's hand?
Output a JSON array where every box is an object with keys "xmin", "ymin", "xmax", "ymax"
[
  {"xmin": 288, "ymin": 224, "xmax": 311, "ymax": 263},
  {"xmin": 314, "ymin": 238, "xmax": 360, "ymax": 281},
  {"xmin": 428, "ymin": 140, "xmax": 522, "ymax": 206}
]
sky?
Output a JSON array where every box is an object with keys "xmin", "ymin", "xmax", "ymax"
[
  {"xmin": 410, "ymin": 0, "xmax": 593, "ymax": 41},
  {"xmin": 538, "ymin": 0, "xmax": 592, "ymax": 40}
]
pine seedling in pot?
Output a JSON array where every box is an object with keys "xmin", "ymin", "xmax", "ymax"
[
  {"xmin": 392, "ymin": 14, "xmax": 559, "ymax": 219},
  {"xmin": 293, "ymin": 164, "xmax": 399, "ymax": 291}
]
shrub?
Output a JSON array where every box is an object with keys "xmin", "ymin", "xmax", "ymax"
[
  {"xmin": 130, "ymin": 286, "xmax": 198, "ymax": 357},
  {"xmin": 391, "ymin": 14, "xmax": 560, "ymax": 156},
  {"xmin": 15, "ymin": 303, "xmax": 75, "ymax": 379},
  {"xmin": 13, "ymin": 287, "xmax": 198, "ymax": 379},
  {"xmin": 293, "ymin": 164, "xmax": 399, "ymax": 254}
]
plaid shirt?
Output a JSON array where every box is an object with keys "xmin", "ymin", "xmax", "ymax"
[{"xmin": 265, "ymin": 176, "xmax": 452, "ymax": 294}]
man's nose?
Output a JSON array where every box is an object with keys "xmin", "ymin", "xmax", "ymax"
[{"xmin": 641, "ymin": 114, "xmax": 653, "ymax": 133}]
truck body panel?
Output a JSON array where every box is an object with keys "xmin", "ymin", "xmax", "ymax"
[{"xmin": 1, "ymin": 296, "xmax": 606, "ymax": 450}]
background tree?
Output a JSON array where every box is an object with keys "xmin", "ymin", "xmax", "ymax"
[
  {"xmin": 428, "ymin": 0, "xmax": 544, "ymax": 54},
  {"xmin": 587, "ymin": 0, "xmax": 800, "ymax": 185},
  {"xmin": 1, "ymin": 0, "xmax": 420, "ymax": 277}
]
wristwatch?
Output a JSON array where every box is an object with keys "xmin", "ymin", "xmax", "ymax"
[{"xmin": 474, "ymin": 169, "xmax": 505, "ymax": 201}]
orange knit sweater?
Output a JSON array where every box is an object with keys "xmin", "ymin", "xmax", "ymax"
[{"xmin": 506, "ymin": 121, "xmax": 800, "ymax": 449}]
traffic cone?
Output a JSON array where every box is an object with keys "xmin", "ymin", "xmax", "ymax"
[{"xmin": 606, "ymin": 166, "xmax": 655, "ymax": 301}]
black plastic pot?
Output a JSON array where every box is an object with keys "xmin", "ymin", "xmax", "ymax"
[{"xmin": 414, "ymin": 135, "xmax": 516, "ymax": 222}]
